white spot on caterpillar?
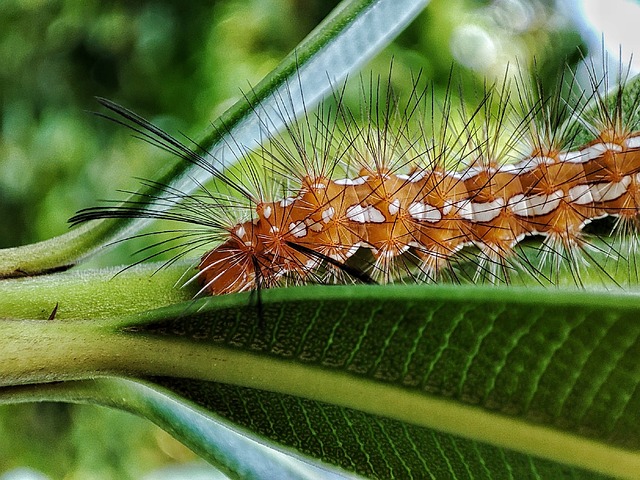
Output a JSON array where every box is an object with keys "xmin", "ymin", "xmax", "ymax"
[
  {"xmin": 514, "ymin": 190, "xmax": 563, "ymax": 217},
  {"xmin": 367, "ymin": 206, "xmax": 386, "ymax": 223},
  {"xmin": 368, "ymin": 205, "xmax": 386, "ymax": 223},
  {"xmin": 408, "ymin": 170, "xmax": 426, "ymax": 182},
  {"xmin": 582, "ymin": 144, "xmax": 609, "ymax": 161},
  {"xmin": 505, "ymin": 156, "xmax": 548, "ymax": 174},
  {"xmin": 388, "ymin": 199, "xmax": 401, "ymax": 215},
  {"xmin": 535, "ymin": 156, "xmax": 557, "ymax": 165},
  {"xmin": 625, "ymin": 136, "xmax": 640, "ymax": 149},
  {"xmin": 513, "ymin": 155, "xmax": 556, "ymax": 171},
  {"xmin": 334, "ymin": 177, "xmax": 368, "ymax": 185},
  {"xmin": 442, "ymin": 201, "xmax": 453, "ymax": 216},
  {"xmin": 311, "ymin": 183, "xmax": 327, "ymax": 190},
  {"xmin": 500, "ymin": 163, "xmax": 522, "ymax": 174},
  {"xmin": 454, "ymin": 199, "xmax": 474, "ymax": 219},
  {"xmin": 289, "ymin": 221, "xmax": 307, "ymax": 238},
  {"xmin": 269, "ymin": 225, "xmax": 279, "ymax": 233},
  {"xmin": 606, "ymin": 142, "xmax": 623, "ymax": 152},
  {"xmin": 346, "ymin": 205, "xmax": 366, "ymax": 222},
  {"xmin": 568, "ymin": 184, "xmax": 594, "ymax": 205},
  {"xmin": 280, "ymin": 197, "xmax": 296, "ymax": 207},
  {"xmin": 557, "ymin": 150, "xmax": 584, "ymax": 163},
  {"xmin": 533, "ymin": 191, "xmax": 564, "ymax": 216},
  {"xmin": 459, "ymin": 167, "xmax": 487, "ymax": 180},
  {"xmin": 235, "ymin": 225, "xmax": 247, "ymax": 238},
  {"xmin": 346, "ymin": 204, "xmax": 386, "ymax": 223},
  {"xmin": 590, "ymin": 176, "xmax": 631, "ymax": 202},
  {"xmin": 507, "ymin": 194, "xmax": 528, "ymax": 216},
  {"xmin": 567, "ymin": 142, "xmax": 623, "ymax": 163},
  {"xmin": 466, "ymin": 198, "xmax": 505, "ymax": 222},
  {"xmin": 263, "ymin": 205, "xmax": 272, "ymax": 219},
  {"xmin": 396, "ymin": 173, "xmax": 410, "ymax": 180},
  {"xmin": 408, "ymin": 202, "xmax": 441, "ymax": 222},
  {"xmin": 322, "ymin": 207, "xmax": 335, "ymax": 223}
]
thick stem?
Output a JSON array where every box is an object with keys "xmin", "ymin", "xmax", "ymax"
[{"xmin": 0, "ymin": 260, "xmax": 197, "ymax": 320}]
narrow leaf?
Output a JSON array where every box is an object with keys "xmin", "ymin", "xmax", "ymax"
[
  {"xmin": 0, "ymin": 378, "xmax": 362, "ymax": 480},
  {"xmin": 0, "ymin": 0, "xmax": 428, "ymax": 277}
]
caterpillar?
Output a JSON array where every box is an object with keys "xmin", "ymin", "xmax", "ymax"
[{"xmin": 70, "ymin": 60, "xmax": 640, "ymax": 296}]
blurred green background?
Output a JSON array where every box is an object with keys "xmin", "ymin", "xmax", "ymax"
[{"xmin": 0, "ymin": 0, "xmax": 589, "ymax": 478}]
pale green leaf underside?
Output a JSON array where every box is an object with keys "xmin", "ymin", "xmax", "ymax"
[
  {"xmin": 0, "ymin": 377, "xmax": 607, "ymax": 480},
  {"xmin": 0, "ymin": 378, "xmax": 360, "ymax": 480}
]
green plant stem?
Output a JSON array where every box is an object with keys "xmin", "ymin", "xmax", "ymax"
[{"xmin": 0, "ymin": 261, "xmax": 197, "ymax": 320}]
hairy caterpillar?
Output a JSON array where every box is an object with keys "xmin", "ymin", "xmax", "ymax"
[{"xmin": 70, "ymin": 60, "xmax": 640, "ymax": 295}]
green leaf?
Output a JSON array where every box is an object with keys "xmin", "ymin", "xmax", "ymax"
[
  {"xmin": 132, "ymin": 286, "xmax": 640, "ymax": 478},
  {"xmin": 0, "ymin": 0, "xmax": 429, "ymax": 278},
  {"xmin": 0, "ymin": 376, "xmax": 609, "ymax": 480}
]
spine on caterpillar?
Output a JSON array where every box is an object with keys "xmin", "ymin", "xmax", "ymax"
[
  {"xmin": 198, "ymin": 65, "xmax": 640, "ymax": 294},
  {"xmin": 70, "ymin": 61, "xmax": 640, "ymax": 295},
  {"xmin": 199, "ymin": 137, "xmax": 640, "ymax": 294}
]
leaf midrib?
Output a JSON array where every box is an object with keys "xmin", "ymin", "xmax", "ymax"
[{"xmin": 0, "ymin": 312, "xmax": 637, "ymax": 478}]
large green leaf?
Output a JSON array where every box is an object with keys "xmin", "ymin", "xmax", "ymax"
[
  {"xmin": 0, "ymin": 0, "xmax": 428, "ymax": 278},
  {"xmin": 0, "ymin": 282, "xmax": 638, "ymax": 478}
]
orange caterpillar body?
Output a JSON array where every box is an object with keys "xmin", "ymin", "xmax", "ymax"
[
  {"xmin": 199, "ymin": 133, "xmax": 640, "ymax": 294},
  {"xmin": 70, "ymin": 64, "xmax": 640, "ymax": 295}
]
